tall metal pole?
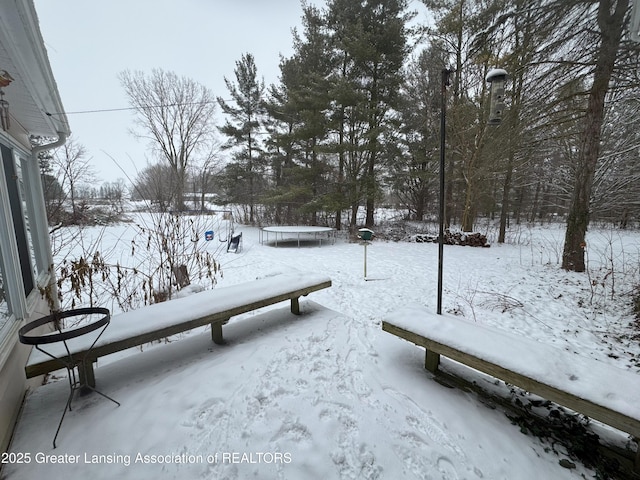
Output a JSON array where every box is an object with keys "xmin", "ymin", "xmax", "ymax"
[
  {"xmin": 438, "ymin": 69, "xmax": 452, "ymax": 315},
  {"xmin": 363, "ymin": 243, "xmax": 368, "ymax": 279}
]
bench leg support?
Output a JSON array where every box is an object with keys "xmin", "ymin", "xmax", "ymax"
[
  {"xmin": 291, "ymin": 297, "xmax": 300, "ymax": 315},
  {"xmin": 425, "ymin": 350, "xmax": 440, "ymax": 373},
  {"xmin": 211, "ymin": 321, "xmax": 227, "ymax": 345},
  {"xmin": 78, "ymin": 360, "xmax": 96, "ymax": 389},
  {"xmin": 634, "ymin": 437, "xmax": 640, "ymax": 474}
]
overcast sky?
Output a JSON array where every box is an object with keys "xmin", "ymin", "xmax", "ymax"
[{"xmin": 34, "ymin": 0, "xmax": 428, "ymax": 184}]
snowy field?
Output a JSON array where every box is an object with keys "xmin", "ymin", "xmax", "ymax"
[{"xmin": 4, "ymin": 216, "xmax": 640, "ymax": 480}]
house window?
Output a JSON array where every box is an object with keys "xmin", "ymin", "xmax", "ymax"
[
  {"xmin": 0, "ymin": 250, "xmax": 8, "ymax": 337},
  {"xmin": 0, "ymin": 137, "xmax": 53, "ymax": 343},
  {"xmin": 1, "ymin": 143, "xmax": 34, "ymax": 295},
  {"xmin": 15, "ymin": 156, "xmax": 40, "ymax": 280}
]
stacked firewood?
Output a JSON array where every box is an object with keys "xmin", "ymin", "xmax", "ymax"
[{"xmin": 411, "ymin": 230, "xmax": 490, "ymax": 247}]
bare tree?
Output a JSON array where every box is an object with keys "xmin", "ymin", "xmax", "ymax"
[
  {"xmin": 132, "ymin": 162, "xmax": 176, "ymax": 211},
  {"xmin": 120, "ymin": 69, "xmax": 218, "ymax": 211},
  {"xmin": 190, "ymin": 147, "xmax": 223, "ymax": 211},
  {"xmin": 591, "ymin": 90, "xmax": 640, "ymax": 227},
  {"xmin": 100, "ymin": 178, "xmax": 128, "ymax": 214},
  {"xmin": 51, "ymin": 137, "xmax": 96, "ymax": 224}
]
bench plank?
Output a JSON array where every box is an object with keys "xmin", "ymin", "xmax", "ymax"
[
  {"xmin": 26, "ymin": 273, "xmax": 331, "ymax": 384},
  {"xmin": 383, "ymin": 306, "xmax": 640, "ymax": 442}
]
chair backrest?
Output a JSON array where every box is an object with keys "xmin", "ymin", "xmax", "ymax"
[{"xmin": 227, "ymin": 232, "xmax": 242, "ymax": 252}]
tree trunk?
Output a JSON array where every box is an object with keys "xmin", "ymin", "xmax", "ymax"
[
  {"xmin": 446, "ymin": 0, "xmax": 464, "ymax": 230},
  {"xmin": 561, "ymin": 0, "xmax": 628, "ymax": 272},
  {"xmin": 365, "ymin": 64, "xmax": 382, "ymax": 229},
  {"xmin": 173, "ymin": 167, "xmax": 186, "ymax": 212},
  {"xmin": 336, "ymin": 89, "xmax": 346, "ymax": 231},
  {"xmin": 529, "ymin": 180, "xmax": 541, "ymax": 223},
  {"xmin": 445, "ymin": 154, "xmax": 455, "ymax": 229},
  {"xmin": 350, "ymin": 203, "xmax": 358, "ymax": 232},
  {"xmin": 514, "ymin": 185, "xmax": 525, "ymax": 225},
  {"xmin": 365, "ymin": 154, "xmax": 376, "ymax": 228},
  {"xmin": 415, "ymin": 186, "xmax": 425, "ymax": 221},
  {"xmin": 461, "ymin": 183, "xmax": 475, "ymax": 232},
  {"xmin": 498, "ymin": 155, "xmax": 513, "ymax": 243}
]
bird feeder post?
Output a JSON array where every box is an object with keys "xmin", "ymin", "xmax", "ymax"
[{"xmin": 357, "ymin": 228, "xmax": 375, "ymax": 280}]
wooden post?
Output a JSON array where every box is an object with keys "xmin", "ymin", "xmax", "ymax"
[
  {"xmin": 211, "ymin": 321, "xmax": 225, "ymax": 344},
  {"xmin": 425, "ymin": 350, "xmax": 440, "ymax": 373},
  {"xmin": 291, "ymin": 297, "xmax": 300, "ymax": 315},
  {"xmin": 78, "ymin": 360, "xmax": 96, "ymax": 389}
]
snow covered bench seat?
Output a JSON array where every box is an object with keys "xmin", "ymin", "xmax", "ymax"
[
  {"xmin": 25, "ymin": 273, "xmax": 332, "ymax": 388},
  {"xmin": 382, "ymin": 306, "xmax": 640, "ymax": 471}
]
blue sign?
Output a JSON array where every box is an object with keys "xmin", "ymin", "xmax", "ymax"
[{"xmin": 205, "ymin": 231, "xmax": 214, "ymax": 241}]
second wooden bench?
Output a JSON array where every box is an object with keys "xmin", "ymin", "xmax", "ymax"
[{"xmin": 382, "ymin": 306, "xmax": 640, "ymax": 473}]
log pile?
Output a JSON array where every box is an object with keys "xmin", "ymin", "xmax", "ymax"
[{"xmin": 411, "ymin": 230, "xmax": 490, "ymax": 247}]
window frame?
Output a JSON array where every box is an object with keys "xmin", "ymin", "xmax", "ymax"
[
  {"xmin": 2, "ymin": 143, "xmax": 35, "ymax": 296},
  {"xmin": 0, "ymin": 134, "xmax": 55, "ymax": 350}
]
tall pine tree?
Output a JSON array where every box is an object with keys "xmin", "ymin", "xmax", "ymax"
[
  {"xmin": 218, "ymin": 53, "xmax": 266, "ymax": 223},
  {"xmin": 328, "ymin": 0, "xmax": 413, "ymax": 227},
  {"xmin": 265, "ymin": 5, "xmax": 335, "ymax": 225}
]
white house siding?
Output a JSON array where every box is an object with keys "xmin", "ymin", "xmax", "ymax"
[
  {"xmin": 0, "ymin": 307, "xmax": 47, "ymax": 452},
  {"xmin": 0, "ymin": 0, "xmax": 70, "ymax": 454},
  {"xmin": 0, "ymin": 139, "xmax": 60, "ymax": 453}
]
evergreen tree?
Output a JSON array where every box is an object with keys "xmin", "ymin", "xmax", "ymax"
[
  {"xmin": 218, "ymin": 53, "xmax": 266, "ymax": 223},
  {"xmin": 392, "ymin": 47, "xmax": 444, "ymax": 220},
  {"xmin": 265, "ymin": 5, "xmax": 335, "ymax": 225},
  {"xmin": 263, "ymin": 74, "xmax": 300, "ymax": 224},
  {"xmin": 328, "ymin": 0, "xmax": 413, "ymax": 227}
]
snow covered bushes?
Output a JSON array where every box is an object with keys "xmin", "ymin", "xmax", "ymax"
[{"xmin": 51, "ymin": 211, "xmax": 224, "ymax": 316}]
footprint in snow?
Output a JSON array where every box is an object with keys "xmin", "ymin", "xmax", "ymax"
[{"xmin": 437, "ymin": 456, "xmax": 459, "ymax": 480}]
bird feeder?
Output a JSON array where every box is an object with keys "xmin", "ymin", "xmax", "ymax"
[
  {"xmin": 358, "ymin": 228, "xmax": 374, "ymax": 242},
  {"xmin": 486, "ymin": 68, "xmax": 508, "ymax": 125}
]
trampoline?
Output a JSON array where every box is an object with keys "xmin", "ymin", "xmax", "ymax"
[{"xmin": 260, "ymin": 225, "xmax": 336, "ymax": 247}]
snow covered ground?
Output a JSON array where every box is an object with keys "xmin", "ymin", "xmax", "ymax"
[{"xmin": 3, "ymin": 217, "xmax": 640, "ymax": 479}]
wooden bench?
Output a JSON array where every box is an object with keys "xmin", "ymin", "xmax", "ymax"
[
  {"xmin": 25, "ymin": 273, "xmax": 331, "ymax": 388},
  {"xmin": 382, "ymin": 306, "xmax": 640, "ymax": 472}
]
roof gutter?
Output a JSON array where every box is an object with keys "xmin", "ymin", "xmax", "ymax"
[
  {"xmin": 31, "ymin": 130, "xmax": 67, "ymax": 156},
  {"xmin": 30, "ymin": 131, "xmax": 67, "ymax": 312}
]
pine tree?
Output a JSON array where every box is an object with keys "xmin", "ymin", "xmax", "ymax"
[
  {"xmin": 264, "ymin": 5, "xmax": 335, "ymax": 225},
  {"xmin": 328, "ymin": 0, "xmax": 413, "ymax": 228},
  {"xmin": 392, "ymin": 47, "xmax": 445, "ymax": 220},
  {"xmin": 218, "ymin": 53, "xmax": 266, "ymax": 223}
]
